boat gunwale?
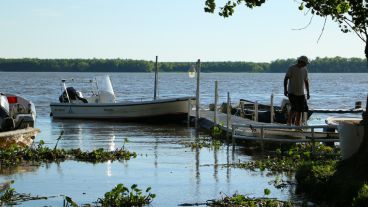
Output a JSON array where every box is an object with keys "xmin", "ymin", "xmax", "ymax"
[{"xmin": 50, "ymin": 96, "xmax": 195, "ymax": 107}]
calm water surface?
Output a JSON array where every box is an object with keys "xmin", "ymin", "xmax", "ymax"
[{"xmin": 0, "ymin": 72, "xmax": 367, "ymax": 206}]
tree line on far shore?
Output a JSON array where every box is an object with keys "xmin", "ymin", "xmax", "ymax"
[{"xmin": 0, "ymin": 57, "xmax": 366, "ymax": 73}]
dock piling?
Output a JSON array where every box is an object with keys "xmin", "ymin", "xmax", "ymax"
[
  {"xmin": 270, "ymin": 93, "xmax": 274, "ymax": 123},
  {"xmin": 254, "ymin": 101, "xmax": 258, "ymax": 122},
  {"xmin": 226, "ymin": 92, "xmax": 231, "ymax": 142},
  {"xmin": 195, "ymin": 59, "xmax": 201, "ymax": 129},
  {"xmin": 214, "ymin": 81, "xmax": 218, "ymax": 125}
]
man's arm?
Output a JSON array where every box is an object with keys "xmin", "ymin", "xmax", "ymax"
[
  {"xmin": 284, "ymin": 77, "xmax": 289, "ymax": 97},
  {"xmin": 305, "ymin": 79, "xmax": 310, "ymax": 99}
]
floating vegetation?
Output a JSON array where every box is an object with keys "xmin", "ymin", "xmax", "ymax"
[
  {"xmin": 62, "ymin": 184, "xmax": 155, "ymax": 207},
  {"xmin": 97, "ymin": 184, "xmax": 156, "ymax": 207},
  {"xmin": 1, "ymin": 181, "xmax": 154, "ymax": 207},
  {"xmin": 228, "ymin": 144, "xmax": 340, "ymax": 173},
  {"xmin": 0, "ymin": 185, "xmax": 48, "ymax": 206},
  {"xmin": 206, "ymin": 193, "xmax": 293, "ymax": 207},
  {"xmin": 188, "ymin": 139, "xmax": 223, "ymax": 150},
  {"xmin": 0, "ymin": 140, "xmax": 137, "ymax": 168}
]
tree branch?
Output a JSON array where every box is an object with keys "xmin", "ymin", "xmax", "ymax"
[
  {"xmin": 292, "ymin": 14, "xmax": 314, "ymax": 30},
  {"xmin": 317, "ymin": 17, "xmax": 327, "ymax": 43}
]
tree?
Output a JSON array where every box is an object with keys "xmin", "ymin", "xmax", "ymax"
[
  {"xmin": 204, "ymin": 0, "xmax": 368, "ymax": 60},
  {"xmin": 204, "ymin": 0, "xmax": 368, "ymax": 205}
]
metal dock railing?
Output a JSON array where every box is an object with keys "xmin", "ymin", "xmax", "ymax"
[{"xmin": 231, "ymin": 124, "xmax": 339, "ymax": 145}]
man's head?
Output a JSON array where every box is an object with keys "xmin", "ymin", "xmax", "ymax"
[{"xmin": 297, "ymin": 55, "xmax": 309, "ymax": 66}]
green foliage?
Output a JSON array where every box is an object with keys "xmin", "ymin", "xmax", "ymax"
[
  {"xmin": 0, "ymin": 57, "xmax": 366, "ymax": 73},
  {"xmin": 263, "ymin": 188, "xmax": 271, "ymax": 196},
  {"xmin": 0, "ymin": 182, "xmax": 48, "ymax": 206},
  {"xmin": 0, "ymin": 188, "xmax": 15, "ymax": 203},
  {"xmin": 97, "ymin": 184, "xmax": 156, "ymax": 207},
  {"xmin": 352, "ymin": 184, "xmax": 368, "ymax": 207},
  {"xmin": 0, "ymin": 141, "xmax": 136, "ymax": 167},
  {"xmin": 188, "ymin": 138, "xmax": 223, "ymax": 150},
  {"xmin": 207, "ymin": 193, "xmax": 294, "ymax": 207},
  {"xmin": 63, "ymin": 196, "xmax": 79, "ymax": 207},
  {"xmin": 295, "ymin": 161, "xmax": 337, "ymax": 201},
  {"xmin": 231, "ymin": 143, "xmax": 340, "ymax": 173}
]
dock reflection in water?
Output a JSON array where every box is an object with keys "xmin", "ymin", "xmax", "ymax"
[{"xmin": 1, "ymin": 118, "xmax": 297, "ymax": 206}]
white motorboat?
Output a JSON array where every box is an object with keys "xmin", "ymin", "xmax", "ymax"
[
  {"xmin": 0, "ymin": 93, "xmax": 36, "ymax": 131},
  {"xmin": 50, "ymin": 75, "xmax": 195, "ymax": 121},
  {"xmin": 0, "ymin": 93, "xmax": 38, "ymax": 148}
]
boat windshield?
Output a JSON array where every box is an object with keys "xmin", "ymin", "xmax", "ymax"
[{"xmin": 95, "ymin": 75, "xmax": 115, "ymax": 96}]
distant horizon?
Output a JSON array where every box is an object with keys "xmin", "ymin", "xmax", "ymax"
[{"xmin": 0, "ymin": 55, "xmax": 366, "ymax": 63}]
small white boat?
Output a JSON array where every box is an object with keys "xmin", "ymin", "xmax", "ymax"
[
  {"xmin": 50, "ymin": 75, "xmax": 195, "ymax": 121},
  {"xmin": 0, "ymin": 93, "xmax": 38, "ymax": 148},
  {"xmin": 0, "ymin": 93, "xmax": 36, "ymax": 131}
]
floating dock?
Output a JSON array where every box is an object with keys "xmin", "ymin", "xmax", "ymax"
[{"xmin": 191, "ymin": 109, "xmax": 339, "ymax": 144}]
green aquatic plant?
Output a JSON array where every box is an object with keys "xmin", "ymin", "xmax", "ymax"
[
  {"xmin": 207, "ymin": 193, "xmax": 294, "ymax": 207},
  {"xmin": 63, "ymin": 196, "xmax": 79, "ymax": 207},
  {"xmin": 352, "ymin": 184, "xmax": 368, "ymax": 207},
  {"xmin": 97, "ymin": 184, "xmax": 156, "ymax": 207},
  {"xmin": 0, "ymin": 183, "xmax": 48, "ymax": 206},
  {"xmin": 263, "ymin": 188, "xmax": 271, "ymax": 196},
  {"xmin": 188, "ymin": 138, "xmax": 223, "ymax": 150},
  {"xmin": 229, "ymin": 143, "xmax": 340, "ymax": 173},
  {"xmin": 0, "ymin": 188, "xmax": 15, "ymax": 203},
  {"xmin": 0, "ymin": 141, "xmax": 137, "ymax": 167},
  {"xmin": 69, "ymin": 148, "xmax": 136, "ymax": 163}
]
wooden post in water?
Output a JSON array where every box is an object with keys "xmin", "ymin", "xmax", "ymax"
[
  {"xmin": 154, "ymin": 56, "xmax": 158, "ymax": 100},
  {"xmin": 214, "ymin": 81, "xmax": 218, "ymax": 125},
  {"xmin": 270, "ymin": 93, "xmax": 274, "ymax": 123},
  {"xmin": 254, "ymin": 101, "xmax": 258, "ymax": 122},
  {"xmin": 187, "ymin": 98, "xmax": 191, "ymax": 127},
  {"xmin": 226, "ymin": 92, "xmax": 231, "ymax": 141},
  {"xmin": 195, "ymin": 59, "xmax": 201, "ymax": 129}
]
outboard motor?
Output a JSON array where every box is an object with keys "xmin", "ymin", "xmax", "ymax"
[
  {"xmin": 59, "ymin": 87, "xmax": 88, "ymax": 103},
  {"xmin": 0, "ymin": 94, "xmax": 14, "ymax": 132}
]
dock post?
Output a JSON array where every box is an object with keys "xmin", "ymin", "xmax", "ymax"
[
  {"xmin": 260, "ymin": 127, "xmax": 264, "ymax": 151},
  {"xmin": 154, "ymin": 56, "xmax": 158, "ymax": 100},
  {"xmin": 226, "ymin": 92, "xmax": 231, "ymax": 142},
  {"xmin": 187, "ymin": 99, "xmax": 191, "ymax": 127},
  {"xmin": 214, "ymin": 81, "xmax": 218, "ymax": 125},
  {"xmin": 270, "ymin": 93, "xmax": 274, "ymax": 123},
  {"xmin": 232, "ymin": 127, "xmax": 236, "ymax": 146},
  {"xmin": 195, "ymin": 59, "xmax": 201, "ymax": 129},
  {"xmin": 254, "ymin": 101, "xmax": 258, "ymax": 122},
  {"xmin": 311, "ymin": 127, "xmax": 315, "ymax": 154}
]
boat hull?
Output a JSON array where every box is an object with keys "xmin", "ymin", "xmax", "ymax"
[
  {"xmin": 50, "ymin": 97, "xmax": 195, "ymax": 121},
  {"xmin": 0, "ymin": 127, "xmax": 40, "ymax": 149}
]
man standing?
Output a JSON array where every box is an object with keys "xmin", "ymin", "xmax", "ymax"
[{"xmin": 284, "ymin": 56, "xmax": 310, "ymax": 126}]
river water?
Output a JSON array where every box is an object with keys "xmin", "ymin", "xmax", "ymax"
[{"xmin": 0, "ymin": 72, "xmax": 367, "ymax": 206}]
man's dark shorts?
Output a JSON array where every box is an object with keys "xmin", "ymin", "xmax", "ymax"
[{"xmin": 288, "ymin": 94, "xmax": 308, "ymax": 112}]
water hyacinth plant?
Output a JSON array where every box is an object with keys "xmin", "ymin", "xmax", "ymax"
[
  {"xmin": 97, "ymin": 184, "xmax": 156, "ymax": 207},
  {"xmin": 0, "ymin": 140, "xmax": 137, "ymax": 167}
]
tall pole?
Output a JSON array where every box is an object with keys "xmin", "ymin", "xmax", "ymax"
[
  {"xmin": 195, "ymin": 59, "xmax": 201, "ymax": 129},
  {"xmin": 154, "ymin": 56, "xmax": 158, "ymax": 100},
  {"xmin": 270, "ymin": 93, "xmax": 274, "ymax": 123},
  {"xmin": 214, "ymin": 81, "xmax": 218, "ymax": 124},
  {"xmin": 226, "ymin": 92, "xmax": 231, "ymax": 142}
]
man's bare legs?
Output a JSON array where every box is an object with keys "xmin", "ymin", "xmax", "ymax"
[
  {"xmin": 287, "ymin": 111, "xmax": 295, "ymax": 126},
  {"xmin": 287, "ymin": 111, "xmax": 302, "ymax": 126},
  {"xmin": 294, "ymin": 112, "xmax": 302, "ymax": 126}
]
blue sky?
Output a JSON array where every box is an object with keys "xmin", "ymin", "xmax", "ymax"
[{"xmin": 0, "ymin": 0, "xmax": 364, "ymax": 62}]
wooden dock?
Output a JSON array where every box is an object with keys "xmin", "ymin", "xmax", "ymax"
[{"xmin": 191, "ymin": 109, "xmax": 339, "ymax": 144}]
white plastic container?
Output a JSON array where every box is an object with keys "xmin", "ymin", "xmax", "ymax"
[{"xmin": 337, "ymin": 120, "xmax": 364, "ymax": 160}]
